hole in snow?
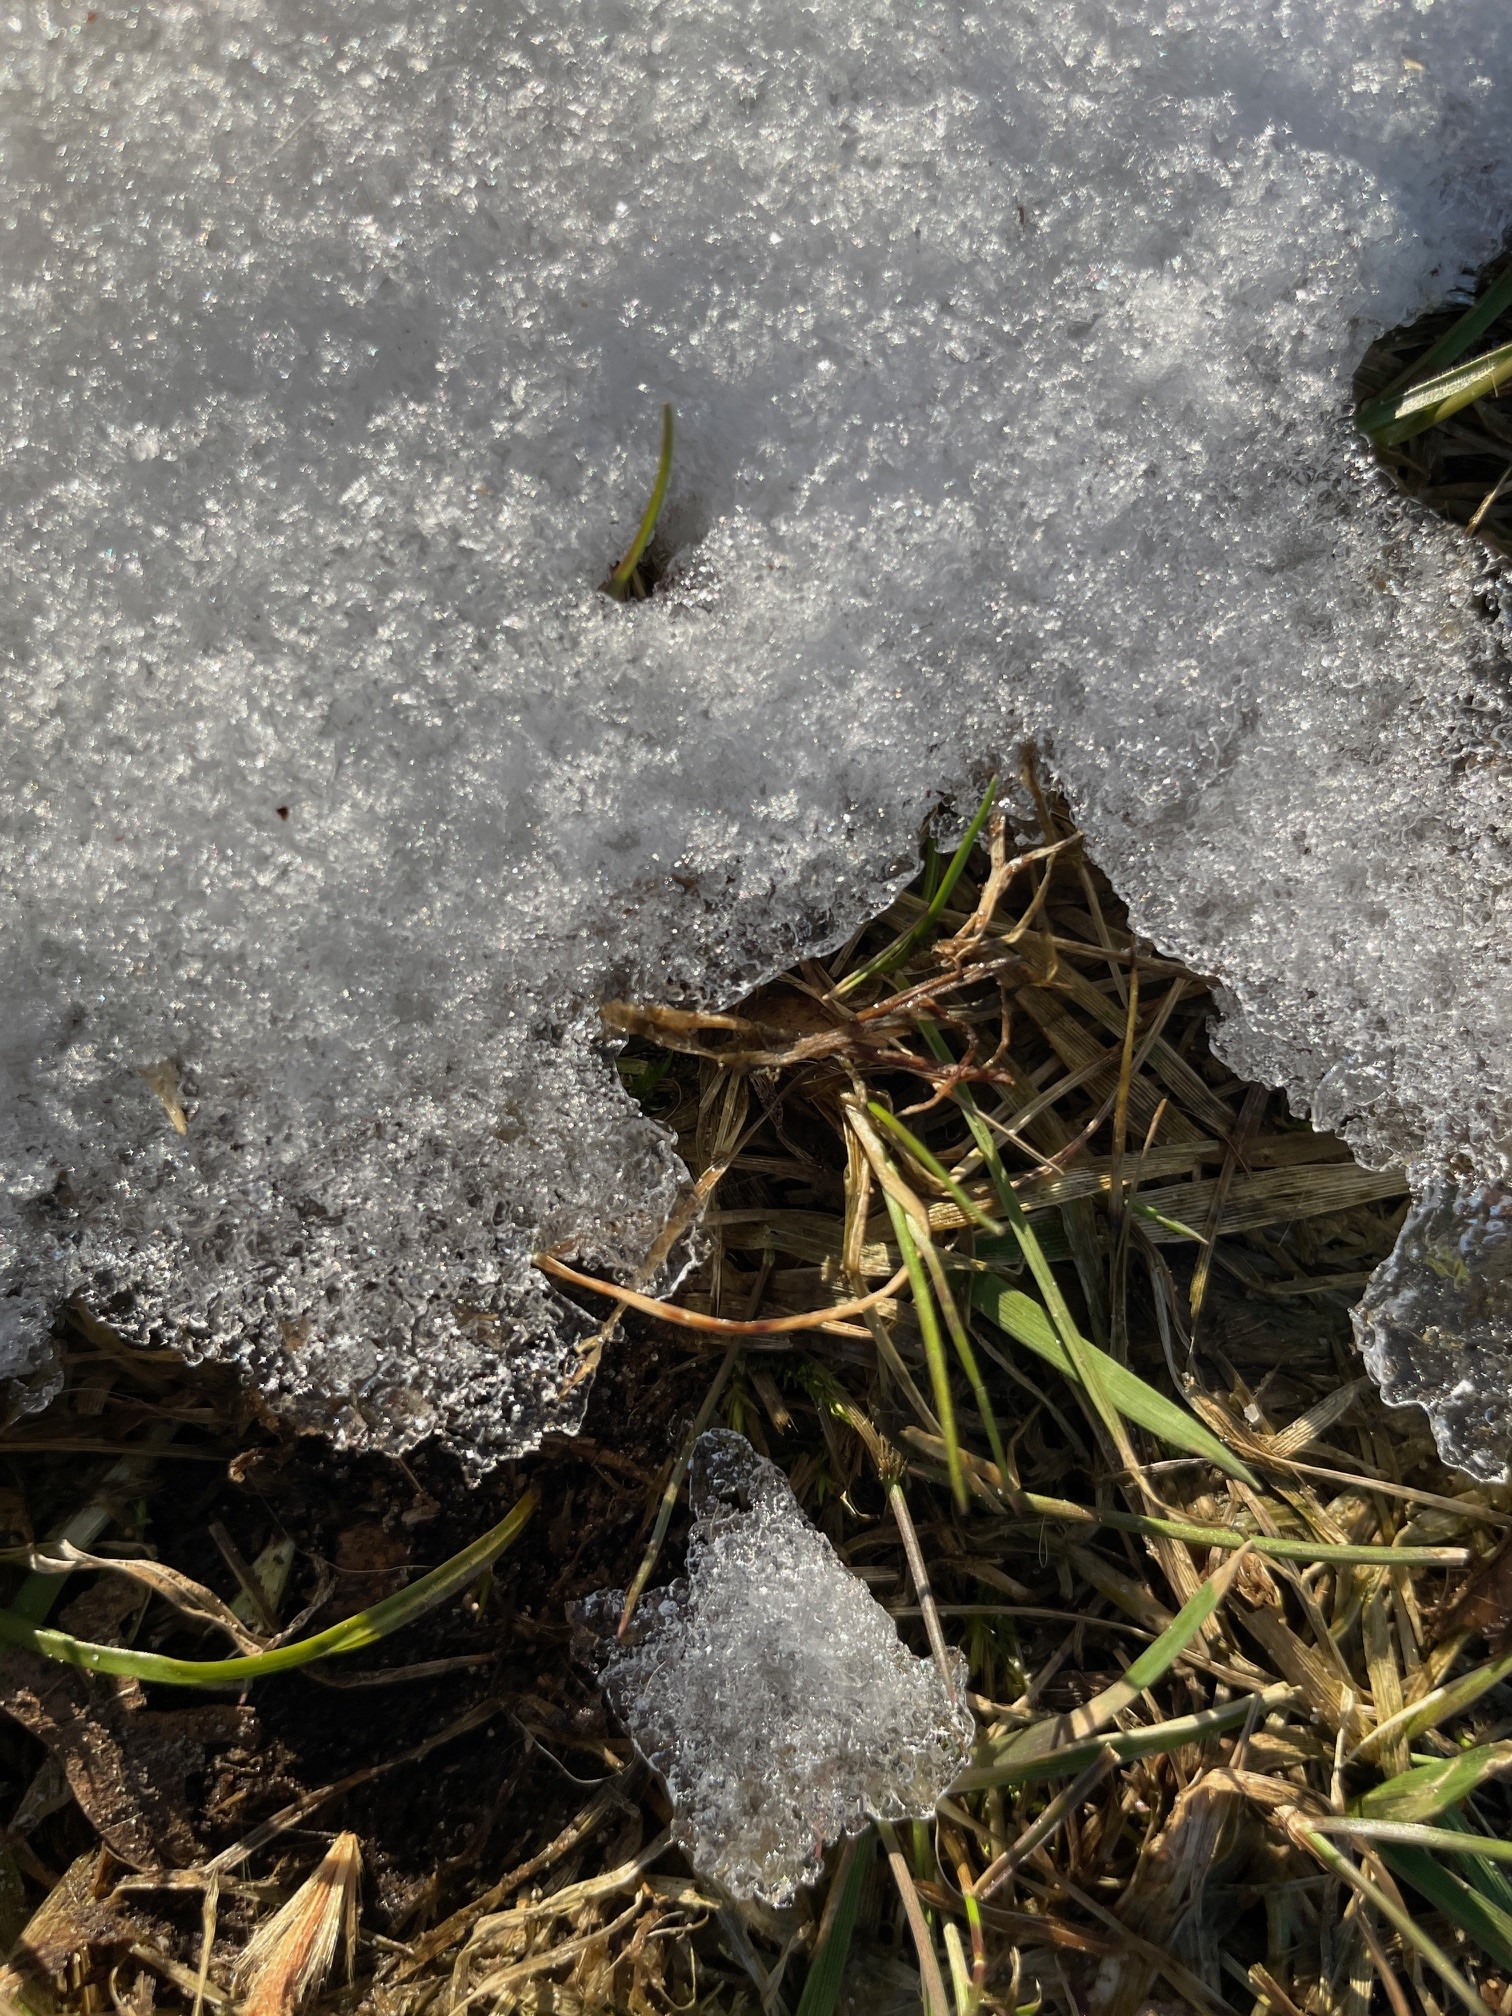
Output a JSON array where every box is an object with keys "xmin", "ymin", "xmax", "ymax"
[
  {"xmin": 1355, "ymin": 238, "xmax": 1512, "ymax": 559},
  {"xmin": 608, "ymin": 782, "xmax": 1412, "ymax": 1436}
]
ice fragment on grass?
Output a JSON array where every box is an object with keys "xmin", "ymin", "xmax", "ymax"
[
  {"xmin": 1355, "ymin": 1182, "xmax": 1512, "ymax": 1485},
  {"xmin": 591, "ymin": 1432, "xmax": 973, "ymax": 1905}
]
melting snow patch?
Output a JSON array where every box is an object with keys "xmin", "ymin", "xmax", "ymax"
[
  {"xmin": 581, "ymin": 1432, "xmax": 973, "ymax": 1905},
  {"xmin": 4, "ymin": 0, "xmax": 1512, "ymax": 1469}
]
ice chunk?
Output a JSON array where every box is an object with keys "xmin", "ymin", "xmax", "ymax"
[
  {"xmin": 5, "ymin": 0, "xmax": 1512, "ymax": 1464},
  {"xmin": 587, "ymin": 1432, "xmax": 973, "ymax": 1905},
  {"xmin": 1355, "ymin": 1181, "xmax": 1512, "ymax": 1483}
]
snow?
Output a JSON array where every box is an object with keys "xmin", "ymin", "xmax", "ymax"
[
  {"xmin": 3, "ymin": 0, "xmax": 1512, "ymax": 1468},
  {"xmin": 585, "ymin": 1431, "xmax": 973, "ymax": 1904}
]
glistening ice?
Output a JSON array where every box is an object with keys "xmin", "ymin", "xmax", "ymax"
[
  {"xmin": 582, "ymin": 1431, "xmax": 974, "ymax": 1904},
  {"xmin": 4, "ymin": 0, "xmax": 1512, "ymax": 1471}
]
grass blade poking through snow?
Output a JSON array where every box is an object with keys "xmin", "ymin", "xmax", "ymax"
[
  {"xmin": 1363, "ymin": 264, "xmax": 1512, "ymax": 412},
  {"xmin": 604, "ymin": 404, "xmax": 675, "ymax": 600},
  {"xmin": 1357, "ymin": 337, "xmax": 1512, "ymax": 449}
]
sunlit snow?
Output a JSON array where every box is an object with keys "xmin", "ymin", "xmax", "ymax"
[{"xmin": 4, "ymin": 0, "xmax": 1512, "ymax": 1470}]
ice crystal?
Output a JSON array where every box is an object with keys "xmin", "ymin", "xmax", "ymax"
[{"xmin": 590, "ymin": 1433, "xmax": 973, "ymax": 1904}]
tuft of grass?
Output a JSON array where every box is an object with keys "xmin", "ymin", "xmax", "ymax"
[
  {"xmin": 564, "ymin": 766, "xmax": 1512, "ymax": 2016},
  {"xmin": 1357, "ymin": 254, "xmax": 1512, "ymax": 552}
]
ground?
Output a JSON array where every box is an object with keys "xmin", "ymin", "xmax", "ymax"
[{"xmin": 5, "ymin": 768, "xmax": 1512, "ymax": 2016}]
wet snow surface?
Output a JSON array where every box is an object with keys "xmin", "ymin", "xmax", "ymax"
[
  {"xmin": 588, "ymin": 1432, "xmax": 974, "ymax": 1904},
  {"xmin": 4, "ymin": 0, "xmax": 1512, "ymax": 1470}
]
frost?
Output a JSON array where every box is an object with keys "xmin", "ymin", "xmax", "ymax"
[
  {"xmin": 4, "ymin": 1, "xmax": 1512, "ymax": 1466},
  {"xmin": 585, "ymin": 1432, "xmax": 973, "ymax": 1905}
]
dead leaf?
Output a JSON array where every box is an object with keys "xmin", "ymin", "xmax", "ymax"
[
  {"xmin": 36, "ymin": 1543, "xmax": 263, "ymax": 1655},
  {"xmin": 0, "ymin": 1850, "xmax": 126, "ymax": 2006},
  {"xmin": 0, "ymin": 1651, "xmax": 253, "ymax": 1869},
  {"xmin": 136, "ymin": 1061, "xmax": 188, "ymax": 1135}
]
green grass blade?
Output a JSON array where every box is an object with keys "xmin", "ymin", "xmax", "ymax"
[
  {"xmin": 1338, "ymin": 1814, "xmax": 1512, "ymax": 1922},
  {"xmin": 955, "ymin": 1684, "xmax": 1294, "ymax": 1791},
  {"xmin": 1358, "ymin": 1646, "xmax": 1512, "ymax": 1762},
  {"xmin": 1321, "ymin": 1819, "xmax": 1512, "ymax": 1868},
  {"xmin": 1134, "ymin": 1523, "xmax": 1454, "ymax": 1567},
  {"xmin": 1358, "ymin": 335, "xmax": 1512, "ymax": 449},
  {"xmin": 0, "ymin": 1488, "xmax": 538, "ymax": 1688},
  {"xmin": 843, "ymin": 1098, "xmax": 1008, "ymax": 1482},
  {"xmin": 1381, "ymin": 1845, "xmax": 1512, "ymax": 1974},
  {"xmin": 917, "ymin": 1023, "xmax": 1016, "ymax": 1213},
  {"xmin": 913, "ymin": 1023, "xmax": 1135, "ymax": 1464},
  {"xmin": 837, "ymin": 779, "xmax": 998, "ymax": 996},
  {"xmin": 971, "ymin": 1278, "xmax": 1257, "ymax": 1484},
  {"xmin": 904, "ymin": 1427, "xmax": 1466, "ymax": 1566},
  {"xmin": 605, "ymin": 404, "xmax": 674, "ymax": 599},
  {"xmin": 1328, "ymin": 1817, "xmax": 1512, "ymax": 1951},
  {"xmin": 916, "ymin": 1241, "xmax": 1010, "ymax": 1484},
  {"xmin": 920, "ymin": 834, "xmax": 944, "ymax": 903},
  {"xmin": 1440, "ymin": 1809, "xmax": 1512, "ymax": 1919},
  {"xmin": 886, "ymin": 1195, "xmax": 967, "ymax": 1509},
  {"xmin": 1359, "ymin": 1740, "xmax": 1512, "ymax": 1822},
  {"xmin": 795, "ymin": 1830, "xmax": 875, "ymax": 2016},
  {"xmin": 1358, "ymin": 264, "xmax": 1512, "ymax": 421},
  {"xmin": 1127, "ymin": 1199, "xmax": 1206, "ymax": 1243},
  {"xmin": 867, "ymin": 1103, "xmax": 1004, "ymax": 1236},
  {"xmin": 993, "ymin": 1545, "xmax": 1248, "ymax": 1764},
  {"xmin": 1303, "ymin": 1830, "xmax": 1492, "ymax": 2016}
]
